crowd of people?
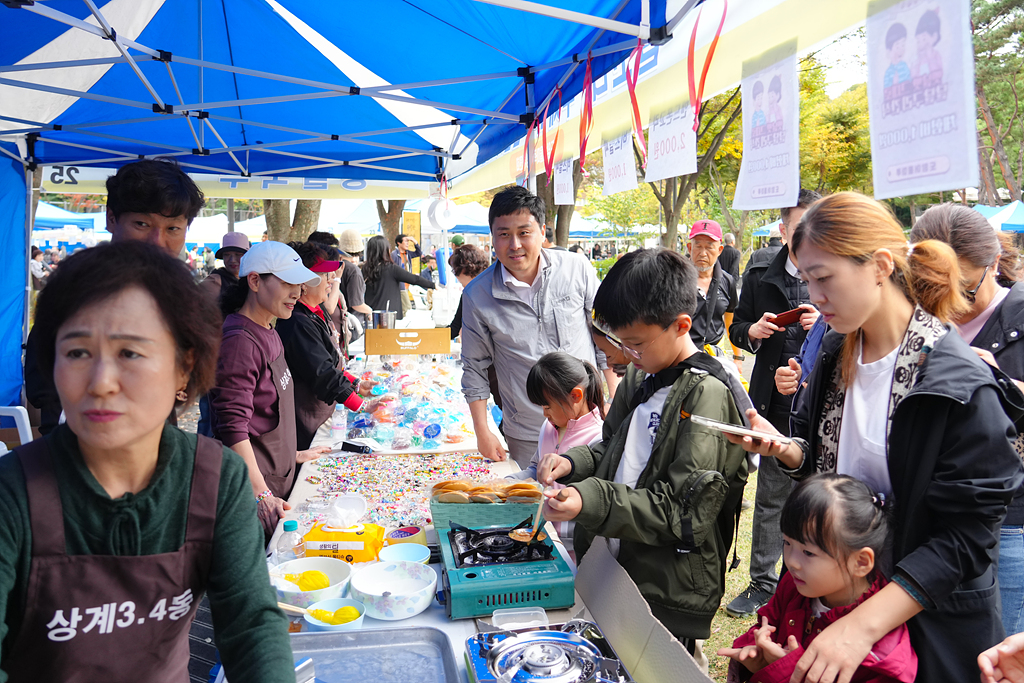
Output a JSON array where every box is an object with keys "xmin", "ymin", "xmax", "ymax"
[{"xmin": 5, "ymin": 157, "xmax": 1024, "ymax": 683}]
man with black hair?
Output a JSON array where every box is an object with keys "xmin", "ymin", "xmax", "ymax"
[
  {"xmin": 538, "ymin": 247, "xmax": 747, "ymax": 658},
  {"xmin": 391, "ymin": 233, "xmax": 422, "ymax": 316},
  {"xmin": 104, "ymin": 159, "xmax": 205, "ymax": 258},
  {"xmin": 542, "ymin": 226, "xmax": 567, "ymax": 251},
  {"xmin": 725, "ymin": 187, "xmax": 821, "ymax": 618},
  {"xmin": 27, "ymin": 159, "xmax": 206, "ymax": 435},
  {"xmin": 461, "ymin": 185, "xmax": 615, "ymax": 467}
]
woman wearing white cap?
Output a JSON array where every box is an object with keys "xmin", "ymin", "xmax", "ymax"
[{"xmin": 209, "ymin": 241, "xmax": 330, "ymax": 534}]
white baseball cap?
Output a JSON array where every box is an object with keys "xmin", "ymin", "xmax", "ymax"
[{"xmin": 239, "ymin": 241, "xmax": 321, "ymax": 286}]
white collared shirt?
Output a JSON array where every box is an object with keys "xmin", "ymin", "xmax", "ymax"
[
  {"xmin": 785, "ymin": 253, "xmax": 799, "ymax": 278},
  {"xmin": 501, "ymin": 263, "xmax": 541, "ymax": 306}
]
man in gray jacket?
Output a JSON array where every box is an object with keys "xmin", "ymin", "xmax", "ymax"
[{"xmin": 461, "ymin": 186, "xmax": 615, "ymax": 466}]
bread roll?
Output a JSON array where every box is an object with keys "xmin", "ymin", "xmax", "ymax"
[{"xmin": 437, "ymin": 491, "xmax": 471, "ymax": 504}]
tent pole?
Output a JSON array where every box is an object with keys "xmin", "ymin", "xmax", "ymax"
[
  {"xmin": 0, "ymin": 56, "xmax": 127, "ymax": 73},
  {"xmin": 470, "ymin": 0, "xmax": 649, "ymax": 38},
  {"xmin": 23, "ymin": 158, "xmax": 32, "ymax": 349},
  {"xmin": 198, "ymin": 0, "xmax": 204, "ymax": 148}
]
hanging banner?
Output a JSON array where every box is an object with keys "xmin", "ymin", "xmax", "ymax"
[
  {"xmin": 732, "ymin": 40, "xmax": 800, "ymax": 211},
  {"xmin": 602, "ymin": 132, "xmax": 638, "ymax": 196},
  {"xmin": 866, "ymin": 0, "xmax": 977, "ymax": 199},
  {"xmin": 554, "ymin": 159, "xmax": 575, "ymax": 206},
  {"xmin": 644, "ymin": 105, "xmax": 698, "ymax": 183}
]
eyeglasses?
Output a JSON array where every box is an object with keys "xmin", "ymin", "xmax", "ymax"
[
  {"xmin": 591, "ymin": 316, "xmax": 673, "ymax": 361},
  {"xmin": 964, "ymin": 265, "xmax": 990, "ymax": 304}
]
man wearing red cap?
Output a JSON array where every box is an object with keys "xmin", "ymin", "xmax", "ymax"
[{"xmin": 687, "ymin": 220, "xmax": 738, "ymax": 364}]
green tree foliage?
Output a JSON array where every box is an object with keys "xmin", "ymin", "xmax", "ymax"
[{"xmin": 973, "ymin": 0, "xmax": 1024, "ymax": 202}]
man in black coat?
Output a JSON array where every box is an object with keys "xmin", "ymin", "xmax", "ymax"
[
  {"xmin": 725, "ymin": 188, "xmax": 821, "ymax": 618},
  {"xmin": 719, "ymin": 232, "xmax": 741, "ymax": 283},
  {"xmin": 744, "ymin": 231, "xmax": 784, "ymax": 275}
]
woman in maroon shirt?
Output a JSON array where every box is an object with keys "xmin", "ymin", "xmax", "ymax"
[{"xmin": 209, "ymin": 241, "xmax": 329, "ymax": 534}]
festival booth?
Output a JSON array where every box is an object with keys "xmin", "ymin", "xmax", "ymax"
[{"xmin": 1, "ymin": 0, "xmax": 984, "ymax": 680}]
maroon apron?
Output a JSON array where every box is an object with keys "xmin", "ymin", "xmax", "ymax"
[
  {"xmin": 294, "ymin": 308, "xmax": 345, "ymax": 450},
  {"xmin": 223, "ymin": 325, "xmax": 298, "ymax": 500},
  {"xmin": 4, "ymin": 435, "xmax": 221, "ymax": 683}
]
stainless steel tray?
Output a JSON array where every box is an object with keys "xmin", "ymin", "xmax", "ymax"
[{"xmin": 290, "ymin": 627, "xmax": 460, "ymax": 683}]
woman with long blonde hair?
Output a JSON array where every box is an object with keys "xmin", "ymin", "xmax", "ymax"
[{"xmin": 729, "ymin": 192, "xmax": 1024, "ymax": 683}]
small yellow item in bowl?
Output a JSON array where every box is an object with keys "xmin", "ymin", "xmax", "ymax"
[
  {"xmin": 306, "ymin": 604, "xmax": 363, "ymax": 626},
  {"xmin": 284, "ymin": 570, "xmax": 331, "ymax": 592}
]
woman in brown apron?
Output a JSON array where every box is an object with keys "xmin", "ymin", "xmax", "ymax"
[
  {"xmin": 277, "ymin": 242, "xmax": 376, "ymax": 450},
  {"xmin": 209, "ymin": 240, "xmax": 329, "ymax": 535},
  {"xmin": 2, "ymin": 241, "xmax": 293, "ymax": 682}
]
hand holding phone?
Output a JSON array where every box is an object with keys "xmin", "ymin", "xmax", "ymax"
[{"xmin": 767, "ymin": 307, "xmax": 804, "ymax": 327}]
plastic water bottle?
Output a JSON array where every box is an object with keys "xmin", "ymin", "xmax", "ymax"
[
  {"xmin": 331, "ymin": 403, "xmax": 348, "ymax": 441},
  {"xmin": 274, "ymin": 520, "xmax": 306, "ymax": 565}
]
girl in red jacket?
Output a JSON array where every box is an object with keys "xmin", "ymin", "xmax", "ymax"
[{"xmin": 719, "ymin": 474, "xmax": 917, "ymax": 683}]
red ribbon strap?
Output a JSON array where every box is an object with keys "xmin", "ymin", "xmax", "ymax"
[
  {"xmin": 687, "ymin": 0, "xmax": 728, "ymax": 131},
  {"xmin": 625, "ymin": 38, "xmax": 647, "ymax": 169},
  {"xmin": 578, "ymin": 53, "xmax": 594, "ymax": 177},
  {"xmin": 542, "ymin": 86, "xmax": 563, "ymax": 183}
]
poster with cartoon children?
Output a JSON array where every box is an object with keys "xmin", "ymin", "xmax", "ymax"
[
  {"xmin": 868, "ymin": 0, "xmax": 976, "ymax": 199},
  {"xmin": 734, "ymin": 40, "xmax": 799, "ymax": 211}
]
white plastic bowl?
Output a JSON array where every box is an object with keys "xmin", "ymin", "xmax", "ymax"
[
  {"xmin": 274, "ymin": 557, "xmax": 352, "ymax": 609},
  {"xmin": 349, "ymin": 560, "xmax": 437, "ymax": 620},
  {"xmin": 379, "ymin": 543, "xmax": 430, "ymax": 564},
  {"xmin": 303, "ymin": 598, "xmax": 365, "ymax": 632}
]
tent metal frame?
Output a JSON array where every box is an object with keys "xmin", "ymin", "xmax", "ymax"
[{"xmin": 2, "ymin": 0, "xmax": 666, "ymax": 181}]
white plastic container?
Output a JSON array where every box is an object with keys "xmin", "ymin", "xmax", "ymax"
[{"xmin": 491, "ymin": 607, "xmax": 549, "ymax": 631}]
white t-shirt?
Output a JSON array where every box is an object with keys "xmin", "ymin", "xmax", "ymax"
[
  {"xmin": 614, "ymin": 386, "xmax": 671, "ymax": 489},
  {"xmin": 836, "ymin": 341, "xmax": 899, "ymax": 498}
]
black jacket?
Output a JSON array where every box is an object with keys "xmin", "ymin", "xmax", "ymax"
[
  {"xmin": 728, "ymin": 246, "xmax": 808, "ymax": 417},
  {"xmin": 276, "ymin": 303, "xmax": 356, "ymax": 447},
  {"xmin": 363, "ymin": 263, "xmax": 434, "ymax": 320},
  {"xmin": 743, "ymin": 237, "xmax": 783, "ymax": 275},
  {"xmin": 972, "ymin": 281, "xmax": 1024, "ymax": 526},
  {"xmin": 789, "ymin": 328, "xmax": 1024, "ymax": 682},
  {"xmin": 718, "ymin": 244, "xmax": 741, "ymax": 283}
]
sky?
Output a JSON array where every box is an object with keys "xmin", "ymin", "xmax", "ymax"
[{"xmin": 815, "ymin": 25, "xmax": 869, "ymax": 98}]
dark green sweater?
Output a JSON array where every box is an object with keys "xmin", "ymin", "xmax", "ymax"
[{"xmin": 0, "ymin": 425, "xmax": 293, "ymax": 682}]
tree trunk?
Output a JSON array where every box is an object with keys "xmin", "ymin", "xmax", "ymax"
[
  {"xmin": 908, "ymin": 196, "xmax": 916, "ymax": 227},
  {"xmin": 264, "ymin": 199, "xmax": 292, "ymax": 242},
  {"xmin": 978, "ymin": 132, "xmax": 1001, "ymax": 206},
  {"xmin": 376, "ymin": 200, "xmax": 406, "ymax": 248},
  {"xmin": 290, "ymin": 200, "xmax": 321, "ymax": 242},
  {"xmin": 978, "ymin": 85, "xmax": 1023, "ymax": 201},
  {"xmin": 555, "ymin": 160, "xmax": 582, "ymax": 247}
]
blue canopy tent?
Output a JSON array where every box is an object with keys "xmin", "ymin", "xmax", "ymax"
[
  {"xmin": 1, "ymin": 0, "xmax": 681, "ymax": 406},
  {"xmin": 997, "ymin": 202, "xmax": 1024, "ymax": 233},
  {"xmin": 34, "ymin": 200, "xmax": 102, "ymax": 230},
  {"xmin": 973, "ymin": 204, "xmax": 1006, "ymax": 219}
]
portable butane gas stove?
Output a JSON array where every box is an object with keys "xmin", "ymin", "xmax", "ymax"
[
  {"xmin": 439, "ymin": 520, "xmax": 575, "ymax": 620},
  {"xmin": 466, "ymin": 619, "xmax": 635, "ymax": 683}
]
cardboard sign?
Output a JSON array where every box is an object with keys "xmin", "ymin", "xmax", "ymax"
[
  {"xmin": 866, "ymin": 0, "xmax": 977, "ymax": 199},
  {"xmin": 644, "ymin": 105, "xmax": 697, "ymax": 183},
  {"xmin": 732, "ymin": 40, "xmax": 800, "ymax": 210},
  {"xmin": 364, "ymin": 328, "xmax": 450, "ymax": 355},
  {"xmin": 602, "ymin": 132, "xmax": 639, "ymax": 196},
  {"xmin": 554, "ymin": 158, "xmax": 575, "ymax": 206}
]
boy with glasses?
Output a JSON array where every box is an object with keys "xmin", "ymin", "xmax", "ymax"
[{"xmin": 539, "ymin": 248, "xmax": 748, "ymax": 661}]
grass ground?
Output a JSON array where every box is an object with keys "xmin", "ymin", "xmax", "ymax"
[{"xmin": 705, "ymin": 468, "xmax": 772, "ymax": 682}]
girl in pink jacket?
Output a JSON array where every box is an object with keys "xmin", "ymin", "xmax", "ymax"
[
  {"xmin": 719, "ymin": 474, "xmax": 917, "ymax": 683},
  {"xmin": 508, "ymin": 353, "xmax": 605, "ymax": 554}
]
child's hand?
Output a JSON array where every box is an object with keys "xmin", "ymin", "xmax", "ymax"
[
  {"xmin": 543, "ymin": 487, "xmax": 581, "ymax": 522},
  {"xmin": 537, "ymin": 452, "xmax": 572, "ymax": 486},
  {"xmin": 755, "ymin": 617, "xmax": 800, "ymax": 665},
  {"xmin": 980, "ymin": 632, "xmax": 1024, "ymax": 683},
  {"xmin": 717, "ymin": 644, "xmax": 769, "ymax": 673}
]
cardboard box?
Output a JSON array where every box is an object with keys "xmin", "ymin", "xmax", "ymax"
[
  {"xmin": 574, "ymin": 537, "xmax": 714, "ymax": 683},
  {"xmin": 364, "ymin": 328, "xmax": 450, "ymax": 355}
]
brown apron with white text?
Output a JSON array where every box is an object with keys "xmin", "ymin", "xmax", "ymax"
[
  {"xmin": 223, "ymin": 325, "xmax": 298, "ymax": 500},
  {"xmin": 294, "ymin": 311, "xmax": 346, "ymax": 450},
  {"xmin": 4, "ymin": 436, "xmax": 221, "ymax": 683}
]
